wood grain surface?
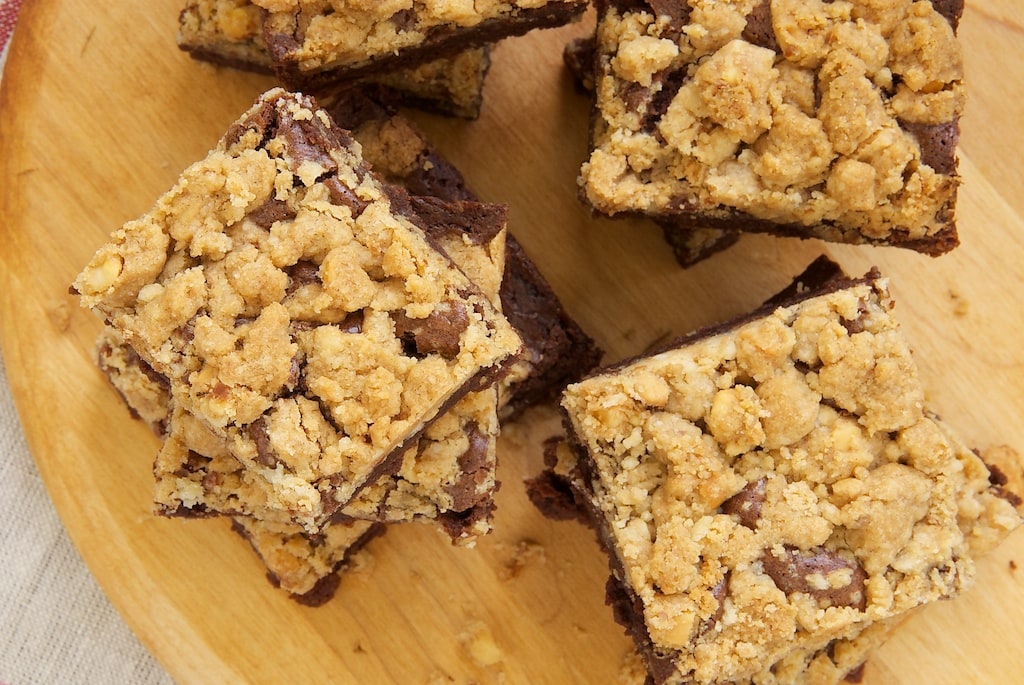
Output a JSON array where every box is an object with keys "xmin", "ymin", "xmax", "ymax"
[{"xmin": 2, "ymin": 2, "xmax": 1023, "ymax": 683}]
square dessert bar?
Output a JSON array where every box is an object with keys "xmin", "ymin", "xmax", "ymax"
[
  {"xmin": 96, "ymin": 325, "xmax": 384, "ymax": 605},
  {"xmin": 95, "ymin": 197, "xmax": 507, "ymax": 597},
  {"xmin": 558, "ymin": 258, "xmax": 1021, "ymax": 684},
  {"xmin": 580, "ymin": 0, "xmax": 965, "ymax": 255},
  {"xmin": 258, "ymin": 0, "xmax": 589, "ymax": 89},
  {"xmin": 74, "ymin": 88, "xmax": 523, "ymax": 533},
  {"xmin": 177, "ymin": 0, "xmax": 493, "ymax": 118}
]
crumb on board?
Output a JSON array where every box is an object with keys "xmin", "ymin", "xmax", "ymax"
[
  {"xmin": 496, "ymin": 539, "xmax": 547, "ymax": 581},
  {"xmin": 948, "ymin": 288, "xmax": 969, "ymax": 317},
  {"xmin": 618, "ymin": 649, "xmax": 647, "ymax": 685},
  {"xmin": 459, "ymin": 620, "xmax": 505, "ymax": 668}
]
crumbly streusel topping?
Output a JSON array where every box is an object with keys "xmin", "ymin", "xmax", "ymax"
[
  {"xmin": 581, "ymin": 0, "xmax": 963, "ymax": 243},
  {"xmin": 562, "ymin": 277, "xmax": 1019, "ymax": 684}
]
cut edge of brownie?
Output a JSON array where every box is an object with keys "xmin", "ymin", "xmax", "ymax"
[{"xmin": 264, "ymin": 1, "xmax": 589, "ymax": 91}]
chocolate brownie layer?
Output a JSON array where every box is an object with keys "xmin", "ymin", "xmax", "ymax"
[
  {"xmin": 177, "ymin": 0, "xmax": 493, "ymax": 118},
  {"xmin": 580, "ymin": 0, "xmax": 965, "ymax": 255},
  {"xmin": 259, "ymin": 0, "xmax": 588, "ymax": 90}
]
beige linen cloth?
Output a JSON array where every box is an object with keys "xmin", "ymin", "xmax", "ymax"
[{"xmin": 0, "ymin": 19, "xmax": 175, "ymax": 684}]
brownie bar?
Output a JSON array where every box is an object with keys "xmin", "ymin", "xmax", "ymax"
[
  {"xmin": 96, "ymin": 196, "xmax": 508, "ymax": 544},
  {"xmin": 74, "ymin": 88, "xmax": 522, "ymax": 533},
  {"xmin": 557, "ymin": 258, "xmax": 1021, "ymax": 684},
  {"xmin": 580, "ymin": 1, "xmax": 965, "ymax": 255},
  {"xmin": 259, "ymin": 0, "xmax": 588, "ymax": 90},
  {"xmin": 563, "ymin": 34, "xmax": 740, "ymax": 268},
  {"xmin": 324, "ymin": 89, "xmax": 603, "ymax": 418},
  {"xmin": 177, "ymin": 0, "xmax": 493, "ymax": 118}
]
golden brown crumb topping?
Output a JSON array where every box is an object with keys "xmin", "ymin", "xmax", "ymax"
[
  {"xmin": 581, "ymin": 1, "xmax": 963, "ymax": 243},
  {"xmin": 562, "ymin": 278, "xmax": 1019, "ymax": 684}
]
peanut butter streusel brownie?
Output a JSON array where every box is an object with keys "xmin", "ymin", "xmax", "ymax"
[
  {"xmin": 258, "ymin": 0, "xmax": 589, "ymax": 90},
  {"xmin": 96, "ymin": 195, "xmax": 508, "ymax": 539},
  {"xmin": 580, "ymin": 0, "xmax": 965, "ymax": 255},
  {"xmin": 557, "ymin": 258, "xmax": 1021, "ymax": 684},
  {"xmin": 95, "ymin": 202, "xmax": 506, "ymax": 598},
  {"xmin": 177, "ymin": 0, "xmax": 493, "ymax": 118},
  {"xmin": 74, "ymin": 88, "xmax": 522, "ymax": 534},
  {"xmin": 98, "ymin": 324, "xmax": 386, "ymax": 604}
]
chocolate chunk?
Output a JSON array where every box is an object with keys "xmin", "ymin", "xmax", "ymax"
[
  {"xmin": 446, "ymin": 422, "xmax": 492, "ymax": 511},
  {"xmin": 840, "ymin": 297, "xmax": 870, "ymax": 335},
  {"xmin": 903, "ymin": 120, "xmax": 959, "ymax": 176},
  {"xmin": 643, "ymin": 68, "xmax": 688, "ymax": 132},
  {"xmin": 697, "ymin": 573, "xmax": 729, "ymax": 636},
  {"xmin": 390, "ymin": 8, "xmax": 416, "ymax": 32},
  {"xmin": 742, "ymin": 0, "xmax": 779, "ymax": 52},
  {"xmin": 338, "ymin": 310, "xmax": 364, "ymax": 335},
  {"xmin": 248, "ymin": 418, "xmax": 279, "ymax": 468},
  {"xmin": 279, "ymin": 110, "xmax": 341, "ymax": 178},
  {"xmin": 323, "ymin": 176, "xmax": 369, "ymax": 217},
  {"xmin": 761, "ymin": 545, "xmax": 868, "ymax": 610},
  {"xmin": 392, "ymin": 301, "xmax": 470, "ymax": 359},
  {"xmin": 721, "ymin": 477, "xmax": 767, "ymax": 528},
  {"xmin": 181, "ymin": 449, "xmax": 211, "ymax": 475},
  {"xmin": 285, "ymin": 260, "xmax": 322, "ymax": 294},
  {"xmin": 646, "ymin": 0, "xmax": 692, "ymax": 29},
  {"xmin": 620, "ymin": 68, "xmax": 689, "ymax": 134},
  {"xmin": 222, "ymin": 99, "xmax": 277, "ymax": 150},
  {"xmin": 248, "ymin": 196, "xmax": 296, "ymax": 228}
]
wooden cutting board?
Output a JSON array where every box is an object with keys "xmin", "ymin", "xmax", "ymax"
[{"xmin": 2, "ymin": 2, "xmax": 1023, "ymax": 683}]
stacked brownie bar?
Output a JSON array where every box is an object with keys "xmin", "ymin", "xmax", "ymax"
[
  {"xmin": 530, "ymin": 257, "xmax": 1022, "ymax": 684},
  {"xmin": 577, "ymin": 0, "xmax": 966, "ymax": 257},
  {"xmin": 177, "ymin": 0, "xmax": 589, "ymax": 117},
  {"xmin": 80, "ymin": 87, "xmax": 601, "ymax": 604}
]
